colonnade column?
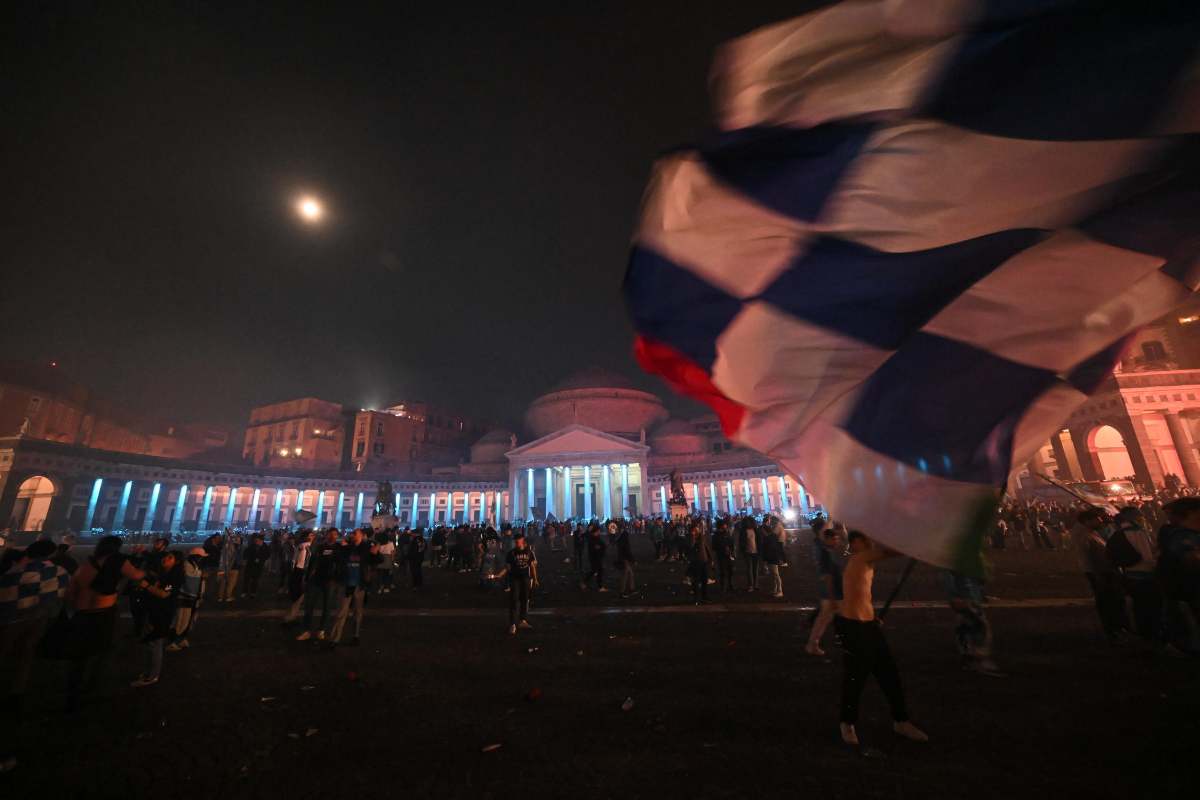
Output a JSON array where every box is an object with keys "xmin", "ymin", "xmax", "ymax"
[
  {"xmin": 563, "ymin": 467, "xmax": 573, "ymax": 519},
  {"xmin": 272, "ymin": 488, "xmax": 282, "ymax": 527},
  {"xmin": 200, "ymin": 486, "xmax": 214, "ymax": 531},
  {"xmin": 620, "ymin": 464, "xmax": 629, "ymax": 519},
  {"xmin": 545, "ymin": 468, "xmax": 555, "ymax": 519},
  {"xmin": 315, "ymin": 490, "xmax": 326, "ymax": 527},
  {"xmin": 112, "ymin": 480, "xmax": 133, "ymax": 531},
  {"xmin": 526, "ymin": 468, "xmax": 535, "ymax": 520},
  {"xmin": 725, "ymin": 481, "xmax": 734, "ymax": 514},
  {"xmin": 250, "ymin": 488, "xmax": 261, "ymax": 528},
  {"xmin": 144, "ymin": 482, "xmax": 161, "ymax": 531},
  {"xmin": 1165, "ymin": 412, "xmax": 1200, "ymax": 487},
  {"xmin": 602, "ymin": 466, "xmax": 612, "ymax": 519},
  {"xmin": 583, "ymin": 466, "xmax": 592, "ymax": 519},
  {"xmin": 225, "ymin": 488, "xmax": 238, "ymax": 528},
  {"xmin": 169, "ymin": 483, "xmax": 188, "ymax": 533}
]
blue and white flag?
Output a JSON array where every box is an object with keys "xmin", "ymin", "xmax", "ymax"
[{"xmin": 625, "ymin": 0, "xmax": 1200, "ymax": 571}]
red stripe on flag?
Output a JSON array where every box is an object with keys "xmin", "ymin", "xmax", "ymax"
[{"xmin": 633, "ymin": 336, "xmax": 746, "ymax": 438}]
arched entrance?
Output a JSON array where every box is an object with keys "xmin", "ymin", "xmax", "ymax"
[
  {"xmin": 13, "ymin": 475, "xmax": 57, "ymax": 532},
  {"xmin": 1088, "ymin": 425, "xmax": 1135, "ymax": 480}
]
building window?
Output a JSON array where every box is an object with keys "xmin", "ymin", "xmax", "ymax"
[
  {"xmin": 355, "ymin": 441, "xmax": 365, "ymax": 457},
  {"xmin": 358, "ymin": 422, "xmax": 365, "ymax": 436},
  {"xmin": 1142, "ymin": 340, "xmax": 1168, "ymax": 361},
  {"xmin": 1161, "ymin": 395, "xmax": 1169, "ymax": 402},
  {"xmin": 1132, "ymin": 396, "xmax": 1142, "ymax": 403},
  {"xmin": 1189, "ymin": 394, "xmax": 1196, "ymax": 401},
  {"xmin": 1174, "ymin": 394, "xmax": 1183, "ymax": 401},
  {"xmin": 373, "ymin": 443, "xmax": 384, "ymax": 455},
  {"xmin": 376, "ymin": 423, "xmax": 384, "ymax": 436}
]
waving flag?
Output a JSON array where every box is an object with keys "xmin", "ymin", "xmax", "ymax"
[{"xmin": 625, "ymin": 0, "xmax": 1200, "ymax": 571}]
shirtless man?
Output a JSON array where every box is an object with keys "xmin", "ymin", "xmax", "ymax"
[{"xmin": 834, "ymin": 531, "xmax": 927, "ymax": 747}]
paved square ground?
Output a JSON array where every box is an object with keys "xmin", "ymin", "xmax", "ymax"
[{"xmin": 4, "ymin": 541, "xmax": 1196, "ymax": 799}]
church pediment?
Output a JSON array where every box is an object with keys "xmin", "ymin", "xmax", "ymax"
[{"xmin": 507, "ymin": 424, "xmax": 648, "ymax": 461}]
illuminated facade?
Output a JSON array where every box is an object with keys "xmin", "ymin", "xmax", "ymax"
[
  {"xmin": 1014, "ymin": 309, "xmax": 1200, "ymax": 493},
  {"xmin": 0, "ymin": 369, "xmax": 812, "ymax": 533}
]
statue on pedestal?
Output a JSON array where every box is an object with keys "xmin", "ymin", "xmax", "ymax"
[
  {"xmin": 667, "ymin": 468, "xmax": 689, "ymax": 519},
  {"xmin": 374, "ymin": 480, "xmax": 395, "ymax": 516}
]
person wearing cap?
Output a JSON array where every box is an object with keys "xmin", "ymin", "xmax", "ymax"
[{"xmin": 496, "ymin": 532, "xmax": 534, "ymax": 634}]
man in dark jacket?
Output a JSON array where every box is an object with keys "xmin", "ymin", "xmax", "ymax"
[
  {"xmin": 712, "ymin": 520, "xmax": 736, "ymax": 593},
  {"xmin": 738, "ymin": 519, "xmax": 760, "ymax": 592},
  {"xmin": 615, "ymin": 523, "xmax": 636, "ymax": 598},
  {"xmin": 329, "ymin": 528, "xmax": 381, "ymax": 646},
  {"xmin": 297, "ymin": 529, "xmax": 340, "ymax": 642},
  {"xmin": 241, "ymin": 533, "xmax": 271, "ymax": 597},
  {"xmin": 407, "ymin": 528, "xmax": 427, "ymax": 589},
  {"xmin": 688, "ymin": 524, "xmax": 714, "ymax": 604},
  {"xmin": 586, "ymin": 525, "xmax": 608, "ymax": 592},
  {"xmin": 573, "ymin": 525, "xmax": 587, "ymax": 576}
]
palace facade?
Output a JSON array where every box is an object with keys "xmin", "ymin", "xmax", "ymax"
[{"xmin": 0, "ymin": 368, "xmax": 812, "ymax": 534}]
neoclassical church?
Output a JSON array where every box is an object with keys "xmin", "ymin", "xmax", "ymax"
[{"xmin": 0, "ymin": 368, "xmax": 811, "ymax": 534}]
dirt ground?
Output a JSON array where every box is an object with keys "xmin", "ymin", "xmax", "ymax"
[{"xmin": 5, "ymin": 540, "xmax": 1196, "ymax": 799}]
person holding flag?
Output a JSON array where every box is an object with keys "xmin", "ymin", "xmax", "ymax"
[{"xmin": 835, "ymin": 531, "xmax": 928, "ymax": 747}]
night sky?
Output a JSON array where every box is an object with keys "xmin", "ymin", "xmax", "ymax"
[{"xmin": 3, "ymin": 1, "xmax": 807, "ymax": 431}]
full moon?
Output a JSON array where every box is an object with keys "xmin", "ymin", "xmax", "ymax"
[{"xmin": 295, "ymin": 195, "xmax": 324, "ymax": 223}]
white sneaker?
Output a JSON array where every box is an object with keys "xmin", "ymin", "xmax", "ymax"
[
  {"xmin": 839, "ymin": 723, "xmax": 859, "ymax": 746},
  {"xmin": 509, "ymin": 624, "xmax": 517, "ymax": 635},
  {"xmin": 316, "ymin": 630, "xmax": 326, "ymax": 641},
  {"xmin": 295, "ymin": 630, "xmax": 312, "ymax": 641},
  {"xmin": 893, "ymin": 721, "xmax": 928, "ymax": 742},
  {"xmin": 598, "ymin": 587, "xmax": 609, "ymax": 593}
]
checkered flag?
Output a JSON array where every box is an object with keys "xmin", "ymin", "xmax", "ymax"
[{"xmin": 625, "ymin": 0, "xmax": 1200, "ymax": 571}]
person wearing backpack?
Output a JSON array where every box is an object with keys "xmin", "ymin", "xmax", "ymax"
[
  {"xmin": 1156, "ymin": 497, "xmax": 1200, "ymax": 653},
  {"xmin": 1109, "ymin": 507, "xmax": 1159, "ymax": 642},
  {"xmin": 1071, "ymin": 509, "xmax": 1129, "ymax": 644}
]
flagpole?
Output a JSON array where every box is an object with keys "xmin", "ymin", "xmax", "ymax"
[
  {"xmin": 879, "ymin": 557, "xmax": 917, "ymax": 620},
  {"xmin": 1032, "ymin": 472, "xmax": 1105, "ymax": 510}
]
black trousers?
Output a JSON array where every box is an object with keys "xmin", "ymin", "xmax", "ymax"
[
  {"xmin": 510, "ymin": 577, "xmax": 531, "ymax": 624},
  {"xmin": 835, "ymin": 616, "xmax": 909, "ymax": 725},
  {"xmin": 409, "ymin": 559, "xmax": 423, "ymax": 588},
  {"xmin": 244, "ymin": 562, "xmax": 264, "ymax": 596},
  {"xmin": 589, "ymin": 561, "xmax": 604, "ymax": 588},
  {"xmin": 717, "ymin": 558, "xmax": 734, "ymax": 591},
  {"xmin": 690, "ymin": 563, "xmax": 709, "ymax": 600},
  {"xmin": 1085, "ymin": 572, "xmax": 1128, "ymax": 640},
  {"xmin": 67, "ymin": 607, "xmax": 118, "ymax": 711}
]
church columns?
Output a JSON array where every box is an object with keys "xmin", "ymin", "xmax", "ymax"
[
  {"xmin": 1165, "ymin": 412, "xmax": 1200, "ymax": 487},
  {"xmin": 583, "ymin": 466, "xmax": 592, "ymax": 519}
]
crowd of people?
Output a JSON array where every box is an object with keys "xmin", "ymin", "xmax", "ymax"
[{"xmin": 4, "ymin": 490, "xmax": 1200, "ymax": 769}]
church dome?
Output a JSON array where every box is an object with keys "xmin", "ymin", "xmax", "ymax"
[
  {"xmin": 470, "ymin": 428, "xmax": 515, "ymax": 464},
  {"xmin": 549, "ymin": 367, "xmax": 640, "ymax": 393},
  {"xmin": 524, "ymin": 368, "xmax": 668, "ymax": 439},
  {"xmin": 650, "ymin": 418, "xmax": 706, "ymax": 456}
]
